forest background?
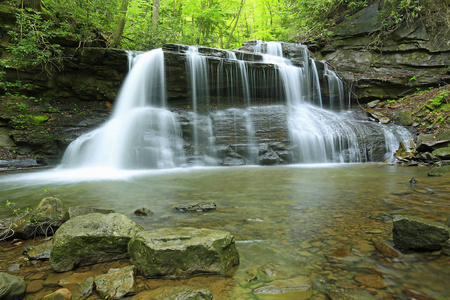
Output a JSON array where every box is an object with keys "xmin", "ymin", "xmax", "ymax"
[{"xmin": 2, "ymin": 0, "xmax": 447, "ymax": 70}]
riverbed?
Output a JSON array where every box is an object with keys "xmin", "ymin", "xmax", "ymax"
[{"xmin": 1, "ymin": 164, "xmax": 449, "ymax": 299}]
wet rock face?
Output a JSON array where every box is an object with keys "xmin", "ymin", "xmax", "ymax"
[
  {"xmin": 392, "ymin": 215, "xmax": 450, "ymax": 251},
  {"xmin": 128, "ymin": 227, "xmax": 239, "ymax": 278},
  {"xmin": 318, "ymin": 2, "xmax": 450, "ymax": 102}
]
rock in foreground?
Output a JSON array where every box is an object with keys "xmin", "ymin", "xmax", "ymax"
[
  {"xmin": 0, "ymin": 272, "xmax": 27, "ymax": 300},
  {"xmin": 50, "ymin": 213, "xmax": 143, "ymax": 272},
  {"xmin": 128, "ymin": 227, "xmax": 239, "ymax": 278},
  {"xmin": 393, "ymin": 215, "xmax": 450, "ymax": 251}
]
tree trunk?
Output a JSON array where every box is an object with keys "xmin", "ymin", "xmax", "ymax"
[
  {"xmin": 109, "ymin": 0, "xmax": 130, "ymax": 48},
  {"xmin": 226, "ymin": 0, "xmax": 245, "ymax": 49},
  {"xmin": 152, "ymin": 0, "xmax": 160, "ymax": 28}
]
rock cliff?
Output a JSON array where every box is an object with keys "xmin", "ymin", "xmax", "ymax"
[{"xmin": 312, "ymin": 2, "xmax": 450, "ymax": 102}]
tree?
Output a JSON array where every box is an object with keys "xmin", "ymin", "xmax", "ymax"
[
  {"xmin": 226, "ymin": 0, "xmax": 244, "ymax": 48},
  {"xmin": 109, "ymin": 0, "xmax": 131, "ymax": 48}
]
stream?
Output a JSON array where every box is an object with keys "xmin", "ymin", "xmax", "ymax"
[{"xmin": 1, "ymin": 164, "xmax": 449, "ymax": 299}]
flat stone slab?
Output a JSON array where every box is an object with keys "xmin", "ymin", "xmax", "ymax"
[{"xmin": 128, "ymin": 227, "xmax": 239, "ymax": 278}]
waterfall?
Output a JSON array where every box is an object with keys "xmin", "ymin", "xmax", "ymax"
[
  {"xmin": 60, "ymin": 42, "xmax": 413, "ymax": 169},
  {"xmin": 61, "ymin": 49, "xmax": 185, "ymax": 169}
]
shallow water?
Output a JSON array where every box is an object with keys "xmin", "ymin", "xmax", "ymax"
[{"xmin": 1, "ymin": 164, "xmax": 449, "ymax": 299}]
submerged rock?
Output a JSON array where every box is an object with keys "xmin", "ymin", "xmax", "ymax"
[
  {"xmin": 392, "ymin": 215, "xmax": 450, "ymax": 251},
  {"xmin": 354, "ymin": 273, "xmax": 387, "ymax": 289},
  {"xmin": 132, "ymin": 286, "xmax": 212, "ymax": 300},
  {"xmin": 128, "ymin": 227, "xmax": 239, "ymax": 278},
  {"xmin": 94, "ymin": 266, "xmax": 136, "ymax": 299},
  {"xmin": 24, "ymin": 240, "xmax": 52, "ymax": 260},
  {"xmin": 372, "ymin": 239, "xmax": 402, "ymax": 259},
  {"xmin": 0, "ymin": 272, "xmax": 27, "ymax": 300},
  {"xmin": 50, "ymin": 213, "xmax": 143, "ymax": 272},
  {"xmin": 251, "ymin": 276, "xmax": 313, "ymax": 299},
  {"xmin": 326, "ymin": 288, "xmax": 376, "ymax": 300},
  {"xmin": 175, "ymin": 202, "xmax": 216, "ymax": 212},
  {"xmin": 134, "ymin": 207, "xmax": 153, "ymax": 216},
  {"xmin": 42, "ymin": 288, "xmax": 72, "ymax": 300}
]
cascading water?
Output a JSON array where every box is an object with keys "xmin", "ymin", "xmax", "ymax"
[
  {"xmin": 61, "ymin": 49, "xmax": 185, "ymax": 169},
  {"xmin": 61, "ymin": 41, "xmax": 412, "ymax": 169}
]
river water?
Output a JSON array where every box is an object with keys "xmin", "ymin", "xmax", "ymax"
[{"xmin": 1, "ymin": 164, "xmax": 449, "ymax": 299}]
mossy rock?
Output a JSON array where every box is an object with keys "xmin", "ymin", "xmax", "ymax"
[
  {"xmin": 428, "ymin": 165, "xmax": 450, "ymax": 176},
  {"xmin": 436, "ymin": 130, "xmax": 450, "ymax": 140},
  {"xmin": 393, "ymin": 110, "xmax": 413, "ymax": 126},
  {"xmin": 393, "ymin": 215, "xmax": 450, "ymax": 251},
  {"xmin": 432, "ymin": 147, "xmax": 450, "ymax": 160},
  {"xmin": 50, "ymin": 213, "xmax": 144, "ymax": 272},
  {"xmin": 128, "ymin": 227, "xmax": 239, "ymax": 278}
]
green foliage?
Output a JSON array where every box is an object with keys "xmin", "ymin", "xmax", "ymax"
[
  {"xmin": 380, "ymin": 0, "xmax": 422, "ymax": 29},
  {"xmin": 429, "ymin": 90, "xmax": 450, "ymax": 108},
  {"xmin": 0, "ymin": 199, "xmax": 58, "ymax": 241},
  {"xmin": 11, "ymin": 114, "xmax": 49, "ymax": 127},
  {"xmin": 5, "ymin": 102, "xmax": 28, "ymax": 111},
  {"xmin": 0, "ymin": 200, "xmax": 32, "ymax": 241},
  {"xmin": 1, "ymin": 8, "xmax": 67, "ymax": 71},
  {"xmin": 42, "ymin": 0, "xmax": 121, "ymax": 42}
]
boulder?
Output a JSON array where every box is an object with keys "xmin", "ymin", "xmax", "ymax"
[
  {"xmin": 50, "ymin": 213, "xmax": 144, "ymax": 272},
  {"xmin": 128, "ymin": 227, "xmax": 239, "ymax": 278},
  {"xmin": 0, "ymin": 272, "xmax": 27, "ymax": 300},
  {"xmin": 428, "ymin": 165, "xmax": 450, "ymax": 176},
  {"xmin": 134, "ymin": 207, "xmax": 153, "ymax": 216},
  {"xmin": 64, "ymin": 206, "xmax": 115, "ymax": 220},
  {"xmin": 393, "ymin": 110, "xmax": 413, "ymax": 126},
  {"xmin": 392, "ymin": 215, "xmax": 450, "ymax": 251},
  {"xmin": 34, "ymin": 197, "xmax": 65, "ymax": 223},
  {"xmin": 432, "ymin": 147, "xmax": 450, "ymax": 160},
  {"xmin": 259, "ymin": 148, "xmax": 280, "ymax": 165},
  {"xmin": 94, "ymin": 266, "xmax": 136, "ymax": 299}
]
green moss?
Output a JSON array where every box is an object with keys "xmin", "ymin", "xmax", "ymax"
[{"xmin": 428, "ymin": 165, "xmax": 450, "ymax": 177}]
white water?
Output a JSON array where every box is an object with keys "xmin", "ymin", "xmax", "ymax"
[
  {"xmin": 61, "ymin": 49, "xmax": 185, "ymax": 169},
  {"xmin": 250, "ymin": 41, "xmax": 412, "ymax": 163},
  {"xmin": 61, "ymin": 42, "xmax": 412, "ymax": 170}
]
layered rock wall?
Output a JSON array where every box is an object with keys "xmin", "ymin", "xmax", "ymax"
[{"xmin": 313, "ymin": 2, "xmax": 450, "ymax": 102}]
